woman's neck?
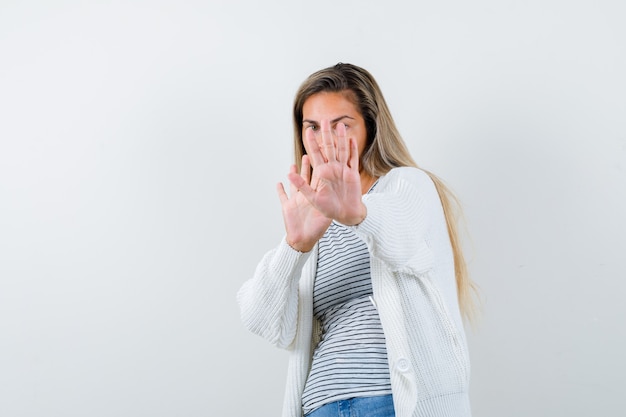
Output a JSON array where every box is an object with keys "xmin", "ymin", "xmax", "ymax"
[{"xmin": 360, "ymin": 172, "xmax": 378, "ymax": 195}]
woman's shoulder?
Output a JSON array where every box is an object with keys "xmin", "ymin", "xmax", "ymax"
[
  {"xmin": 374, "ymin": 167, "xmax": 441, "ymax": 204},
  {"xmin": 380, "ymin": 166, "xmax": 434, "ymax": 187}
]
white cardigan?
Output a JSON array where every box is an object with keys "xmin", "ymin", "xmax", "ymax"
[{"xmin": 237, "ymin": 167, "xmax": 471, "ymax": 417}]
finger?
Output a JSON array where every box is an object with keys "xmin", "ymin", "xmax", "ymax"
[
  {"xmin": 305, "ymin": 153, "xmax": 322, "ymax": 191},
  {"xmin": 276, "ymin": 182, "xmax": 289, "ymax": 205},
  {"xmin": 348, "ymin": 137, "xmax": 359, "ymax": 170},
  {"xmin": 320, "ymin": 119, "xmax": 336, "ymax": 161},
  {"xmin": 305, "ymin": 129, "xmax": 326, "ymax": 167},
  {"xmin": 336, "ymin": 123, "xmax": 349, "ymax": 164},
  {"xmin": 301, "ymin": 154, "xmax": 311, "ymax": 184},
  {"xmin": 287, "ymin": 164, "xmax": 299, "ymax": 195}
]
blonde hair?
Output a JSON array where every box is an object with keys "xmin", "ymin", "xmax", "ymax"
[{"xmin": 292, "ymin": 63, "xmax": 478, "ymax": 322}]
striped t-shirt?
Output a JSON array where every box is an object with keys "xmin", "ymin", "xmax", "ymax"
[{"xmin": 301, "ymin": 221, "xmax": 392, "ymax": 414}]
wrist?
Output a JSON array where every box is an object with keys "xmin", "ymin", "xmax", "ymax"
[
  {"xmin": 355, "ymin": 202, "xmax": 367, "ymax": 226},
  {"xmin": 356, "ymin": 203, "xmax": 367, "ymax": 225},
  {"xmin": 344, "ymin": 202, "xmax": 367, "ymax": 226},
  {"xmin": 286, "ymin": 237, "xmax": 314, "ymax": 253}
]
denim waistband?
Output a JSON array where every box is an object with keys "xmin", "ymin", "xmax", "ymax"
[{"xmin": 305, "ymin": 394, "xmax": 395, "ymax": 417}]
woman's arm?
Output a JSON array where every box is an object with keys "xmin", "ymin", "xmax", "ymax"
[
  {"xmin": 236, "ymin": 238, "xmax": 312, "ymax": 349},
  {"xmin": 349, "ymin": 167, "xmax": 436, "ymax": 271}
]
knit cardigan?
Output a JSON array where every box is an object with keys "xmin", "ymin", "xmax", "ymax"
[{"xmin": 237, "ymin": 167, "xmax": 472, "ymax": 417}]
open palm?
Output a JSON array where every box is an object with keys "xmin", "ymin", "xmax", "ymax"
[
  {"xmin": 277, "ymin": 156, "xmax": 332, "ymax": 252},
  {"xmin": 288, "ymin": 123, "xmax": 366, "ymax": 226}
]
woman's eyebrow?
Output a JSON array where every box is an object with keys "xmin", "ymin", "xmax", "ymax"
[
  {"xmin": 332, "ymin": 115, "xmax": 355, "ymax": 124},
  {"xmin": 302, "ymin": 115, "xmax": 355, "ymax": 124}
]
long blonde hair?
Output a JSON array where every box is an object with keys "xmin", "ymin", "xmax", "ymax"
[{"xmin": 292, "ymin": 63, "xmax": 478, "ymax": 322}]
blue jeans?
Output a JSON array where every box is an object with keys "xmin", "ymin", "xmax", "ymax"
[{"xmin": 305, "ymin": 395, "xmax": 395, "ymax": 417}]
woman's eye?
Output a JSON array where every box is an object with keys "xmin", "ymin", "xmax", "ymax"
[{"xmin": 307, "ymin": 125, "xmax": 318, "ymax": 131}]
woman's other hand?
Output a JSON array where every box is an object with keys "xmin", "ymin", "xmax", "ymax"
[{"xmin": 277, "ymin": 155, "xmax": 332, "ymax": 252}]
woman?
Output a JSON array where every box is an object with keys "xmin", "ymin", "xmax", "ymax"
[{"xmin": 237, "ymin": 63, "xmax": 477, "ymax": 417}]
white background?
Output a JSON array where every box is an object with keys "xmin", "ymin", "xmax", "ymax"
[{"xmin": 1, "ymin": 1, "xmax": 624, "ymax": 416}]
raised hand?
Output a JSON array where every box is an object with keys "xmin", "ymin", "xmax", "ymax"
[
  {"xmin": 277, "ymin": 155, "xmax": 332, "ymax": 252},
  {"xmin": 288, "ymin": 121, "xmax": 367, "ymax": 226}
]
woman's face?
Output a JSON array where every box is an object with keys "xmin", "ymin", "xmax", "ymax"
[{"xmin": 301, "ymin": 91, "xmax": 368, "ymax": 165}]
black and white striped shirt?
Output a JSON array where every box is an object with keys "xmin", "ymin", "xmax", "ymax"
[{"xmin": 301, "ymin": 221, "xmax": 392, "ymax": 414}]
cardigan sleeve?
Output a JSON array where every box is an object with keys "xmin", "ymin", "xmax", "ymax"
[
  {"xmin": 346, "ymin": 167, "xmax": 437, "ymax": 273},
  {"xmin": 236, "ymin": 237, "xmax": 312, "ymax": 349}
]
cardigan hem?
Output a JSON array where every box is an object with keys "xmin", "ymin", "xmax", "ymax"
[{"xmin": 414, "ymin": 392, "xmax": 471, "ymax": 417}]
